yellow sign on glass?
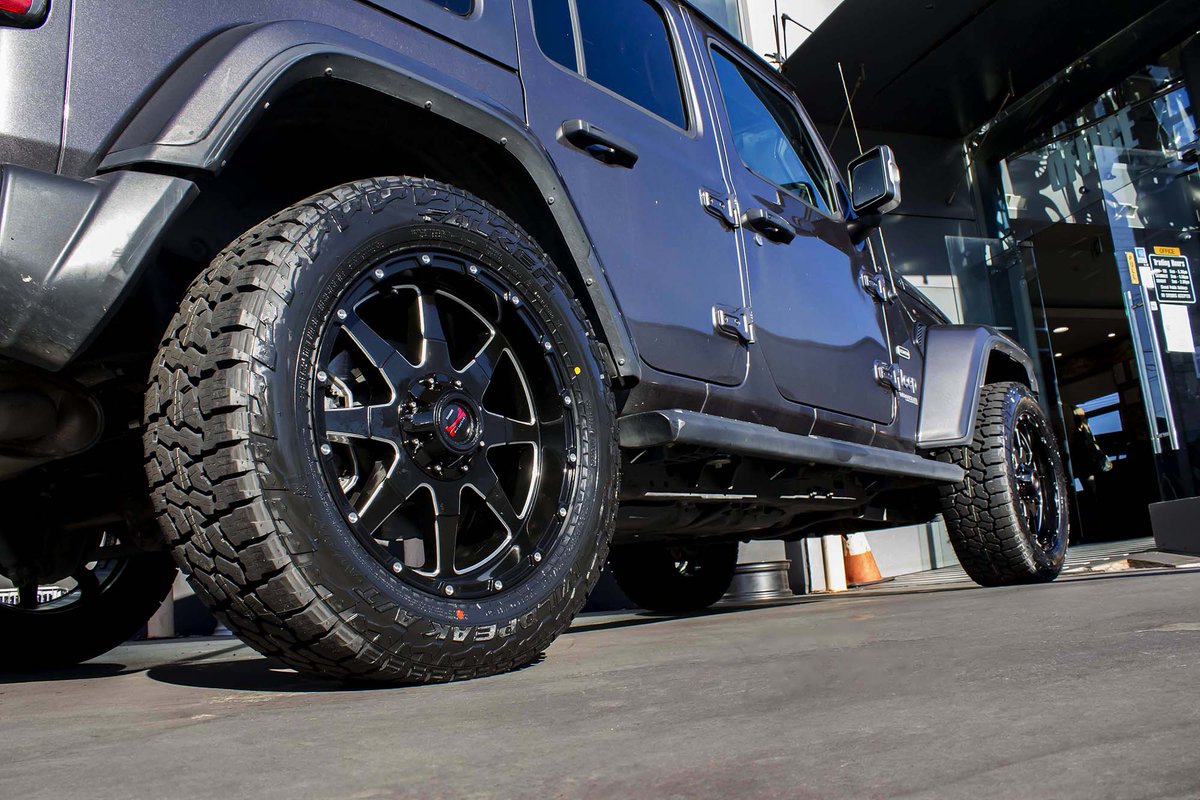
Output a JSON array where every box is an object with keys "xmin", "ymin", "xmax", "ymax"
[
  {"xmin": 1154, "ymin": 246, "xmax": 1182, "ymax": 256},
  {"xmin": 1126, "ymin": 251, "xmax": 1139, "ymax": 284}
]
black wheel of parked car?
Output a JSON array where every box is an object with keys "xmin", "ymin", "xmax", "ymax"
[
  {"xmin": 144, "ymin": 177, "xmax": 618, "ymax": 683},
  {"xmin": 936, "ymin": 382, "xmax": 1069, "ymax": 586},
  {"xmin": 609, "ymin": 541, "xmax": 738, "ymax": 613},
  {"xmin": 0, "ymin": 526, "xmax": 176, "ymax": 672}
]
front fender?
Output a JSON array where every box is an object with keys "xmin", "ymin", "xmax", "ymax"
[
  {"xmin": 99, "ymin": 20, "xmax": 639, "ymax": 381},
  {"xmin": 916, "ymin": 325, "xmax": 1038, "ymax": 449}
]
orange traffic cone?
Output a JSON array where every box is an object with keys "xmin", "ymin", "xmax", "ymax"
[{"xmin": 843, "ymin": 533, "xmax": 885, "ymax": 587}]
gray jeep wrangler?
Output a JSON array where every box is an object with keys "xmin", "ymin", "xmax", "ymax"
[{"xmin": 0, "ymin": 0, "xmax": 1067, "ymax": 680}]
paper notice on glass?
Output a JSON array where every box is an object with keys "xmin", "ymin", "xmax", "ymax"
[{"xmin": 1160, "ymin": 304, "xmax": 1196, "ymax": 354}]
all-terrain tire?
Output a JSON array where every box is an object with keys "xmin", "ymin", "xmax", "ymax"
[
  {"xmin": 609, "ymin": 541, "xmax": 738, "ymax": 613},
  {"xmin": 1, "ymin": 553, "xmax": 177, "ymax": 672},
  {"xmin": 144, "ymin": 177, "xmax": 618, "ymax": 682},
  {"xmin": 936, "ymin": 382, "xmax": 1068, "ymax": 586}
]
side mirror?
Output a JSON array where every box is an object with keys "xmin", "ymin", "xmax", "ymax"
[{"xmin": 848, "ymin": 145, "xmax": 902, "ymax": 216}]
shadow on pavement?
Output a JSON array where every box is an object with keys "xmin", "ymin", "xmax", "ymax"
[{"xmin": 0, "ymin": 662, "xmax": 130, "ymax": 684}]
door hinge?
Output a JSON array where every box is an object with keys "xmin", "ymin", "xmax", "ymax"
[
  {"xmin": 859, "ymin": 267, "xmax": 896, "ymax": 303},
  {"xmin": 874, "ymin": 360, "xmax": 918, "ymax": 394},
  {"xmin": 714, "ymin": 304, "xmax": 754, "ymax": 344},
  {"xmin": 700, "ymin": 189, "xmax": 738, "ymax": 228}
]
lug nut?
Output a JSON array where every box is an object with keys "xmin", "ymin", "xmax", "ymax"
[
  {"xmin": 444, "ymin": 585, "xmax": 455, "ymax": 597},
  {"xmin": 336, "ymin": 309, "xmax": 348, "ymax": 321},
  {"xmin": 392, "ymin": 562, "xmax": 403, "ymax": 574},
  {"xmin": 319, "ymin": 443, "xmax": 333, "ymax": 456},
  {"xmin": 494, "ymin": 580, "xmax": 504, "ymax": 591},
  {"xmin": 533, "ymin": 552, "xmax": 543, "ymax": 563},
  {"xmin": 347, "ymin": 512, "xmax": 360, "ymax": 524}
]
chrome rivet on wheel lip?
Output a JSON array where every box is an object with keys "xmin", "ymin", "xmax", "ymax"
[
  {"xmin": 373, "ymin": 268, "xmax": 385, "ymax": 280},
  {"xmin": 347, "ymin": 512, "xmax": 359, "ymax": 524},
  {"xmin": 319, "ymin": 443, "xmax": 332, "ymax": 456},
  {"xmin": 532, "ymin": 551, "xmax": 543, "ymax": 563},
  {"xmin": 420, "ymin": 255, "xmax": 432, "ymax": 265},
  {"xmin": 444, "ymin": 585, "xmax": 455, "ymax": 596},
  {"xmin": 454, "ymin": 379, "xmax": 463, "ymax": 388},
  {"xmin": 511, "ymin": 295, "xmax": 521, "ymax": 307},
  {"xmin": 567, "ymin": 452, "xmax": 578, "ymax": 464},
  {"xmin": 468, "ymin": 264, "xmax": 479, "ymax": 275},
  {"xmin": 336, "ymin": 309, "xmax": 348, "ymax": 321},
  {"xmin": 392, "ymin": 562, "xmax": 403, "ymax": 574},
  {"xmin": 493, "ymin": 580, "xmax": 504, "ymax": 591},
  {"xmin": 543, "ymin": 340, "xmax": 553, "ymax": 352},
  {"xmin": 558, "ymin": 507, "xmax": 568, "ymax": 518},
  {"xmin": 562, "ymin": 393, "xmax": 572, "ymax": 406},
  {"xmin": 478, "ymin": 441, "xmax": 486, "ymax": 450},
  {"xmin": 316, "ymin": 370, "xmax": 328, "ymax": 384}
]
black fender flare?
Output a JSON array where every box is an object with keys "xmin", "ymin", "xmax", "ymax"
[
  {"xmin": 916, "ymin": 325, "xmax": 1039, "ymax": 449},
  {"xmin": 99, "ymin": 20, "xmax": 639, "ymax": 381}
]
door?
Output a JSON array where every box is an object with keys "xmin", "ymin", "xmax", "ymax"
[
  {"xmin": 702, "ymin": 40, "xmax": 896, "ymax": 424},
  {"xmin": 515, "ymin": 0, "xmax": 748, "ymax": 385}
]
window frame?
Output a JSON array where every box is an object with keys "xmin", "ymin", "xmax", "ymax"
[
  {"xmin": 528, "ymin": 0, "xmax": 695, "ymax": 134},
  {"xmin": 707, "ymin": 40, "xmax": 844, "ymax": 220}
]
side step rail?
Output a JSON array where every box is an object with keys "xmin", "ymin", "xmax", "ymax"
[{"xmin": 619, "ymin": 410, "xmax": 964, "ymax": 484}]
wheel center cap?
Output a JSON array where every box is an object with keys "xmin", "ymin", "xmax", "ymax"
[{"xmin": 437, "ymin": 397, "xmax": 478, "ymax": 451}]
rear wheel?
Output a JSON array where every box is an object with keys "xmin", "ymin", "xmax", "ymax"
[
  {"xmin": 610, "ymin": 541, "xmax": 738, "ymax": 613},
  {"xmin": 937, "ymin": 382, "xmax": 1069, "ymax": 586},
  {"xmin": 145, "ymin": 177, "xmax": 618, "ymax": 682},
  {"xmin": 0, "ymin": 527, "xmax": 176, "ymax": 672}
]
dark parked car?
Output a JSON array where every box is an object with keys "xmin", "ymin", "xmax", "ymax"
[{"xmin": 0, "ymin": 0, "xmax": 1067, "ymax": 680}]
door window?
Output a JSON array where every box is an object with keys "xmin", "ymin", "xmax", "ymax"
[
  {"xmin": 530, "ymin": 0, "xmax": 687, "ymax": 129},
  {"xmin": 711, "ymin": 48, "xmax": 834, "ymax": 214}
]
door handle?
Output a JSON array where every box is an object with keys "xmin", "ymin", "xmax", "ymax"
[
  {"xmin": 740, "ymin": 208, "xmax": 796, "ymax": 244},
  {"xmin": 560, "ymin": 119, "xmax": 639, "ymax": 168}
]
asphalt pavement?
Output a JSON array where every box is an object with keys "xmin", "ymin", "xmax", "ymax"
[{"xmin": 4, "ymin": 566, "xmax": 1200, "ymax": 799}]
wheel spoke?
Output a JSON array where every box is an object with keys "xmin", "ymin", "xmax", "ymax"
[
  {"xmin": 483, "ymin": 481, "xmax": 523, "ymax": 535},
  {"xmin": 459, "ymin": 336, "xmax": 506, "ymax": 396},
  {"xmin": 17, "ymin": 584, "xmax": 38, "ymax": 609},
  {"xmin": 356, "ymin": 467, "xmax": 416, "ymax": 536},
  {"xmin": 341, "ymin": 310, "xmax": 417, "ymax": 389},
  {"xmin": 73, "ymin": 568, "xmax": 101, "ymax": 599},
  {"xmin": 434, "ymin": 513, "xmax": 461, "ymax": 577},
  {"xmin": 323, "ymin": 405, "xmax": 373, "ymax": 441},
  {"xmin": 483, "ymin": 411, "xmax": 538, "ymax": 446}
]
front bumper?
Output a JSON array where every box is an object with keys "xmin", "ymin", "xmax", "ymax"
[{"xmin": 0, "ymin": 165, "xmax": 196, "ymax": 370}]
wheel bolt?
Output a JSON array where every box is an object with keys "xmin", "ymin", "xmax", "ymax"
[
  {"xmin": 392, "ymin": 562, "xmax": 403, "ymax": 574},
  {"xmin": 454, "ymin": 379, "xmax": 463, "ymax": 388},
  {"xmin": 558, "ymin": 507, "xmax": 568, "ymax": 518},
  {"xmin": 460, "ymin": 463, "xmax": 470, "ymax": 473},
  {"xmin": 319, "ymin": 443, "xmax": 333, "ymax": 456},
  {"xmin": 336, "ymin": 309, "xmax": 348, "ymax": 321},
  {"xmin": 317, "ymin": 370, "xmax": 328, "ymax": 384},
  {"xmin": 374, "ymin": 268, "xmax": 385, "ymax": 280},
  {"xmin": 494, "ymin": 580, "xmax": 504, "ymax": 591},
  {"xmin": 420, "ymin": 255, "xmax": 432, "ymax": 265},
  {"xmin": 444, "ymin": 585, "xmax": 455, "ymax": 596},
  {"xmin": 478, "ymin": 441, "xmax": 486, "ymax": 450},
  {"xmin": 533, "ymin": 552, "xmax": 543, "ymax": 563},
  {"xmin": 347, "ymin": 512, "xmax": 360, "ymax": 524}
]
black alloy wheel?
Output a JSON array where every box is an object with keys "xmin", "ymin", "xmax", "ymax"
[
  {"xmin": 937, "ymin": 382, "xmax": 1069, "ymax": 586},
  {"xmin": 145, "ymin": 177, "xmax": 618, "ymax": 682},
  {"xmin": 313, "ymin": 253, "xmax": 578, "ymax": 600}
]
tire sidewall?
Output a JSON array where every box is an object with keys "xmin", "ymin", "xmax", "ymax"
[{"xmin": 256, "ymin": 186, "xmax": 614, "ymax": 659}]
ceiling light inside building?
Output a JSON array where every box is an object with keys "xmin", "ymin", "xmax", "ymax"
[
  {"xmin": 1053, "ymin": 326, "xmax": 1070, "ymax": 333},
  {"xmin": 1054, "ymin": 352, "xmax": 1063, "ymax": 358},
  {"xmin": 1108, "ymin": 332, "xmax": 1117, "ymax": 338}
]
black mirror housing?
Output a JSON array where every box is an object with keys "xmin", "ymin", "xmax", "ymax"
[{"xmin": 848, "ymin": 145, "xmax": 902, "ymax": 216}]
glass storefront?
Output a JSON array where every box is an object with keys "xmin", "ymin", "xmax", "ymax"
[{"xmin": 952, "ymin": 41, "xmax": 1199, "ymax": 540}]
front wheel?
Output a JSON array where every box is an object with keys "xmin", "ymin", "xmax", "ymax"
[
  {"xmin": 145, "ymin": 177, "xmax": 618, "ymax": 682},
  {"xmin": 936, "ymin": 382, "xmax": 1069, "ymax": 586},
  {"xmin": 610, "ymin": 541, "xmax": 738, "ymax": 613}
]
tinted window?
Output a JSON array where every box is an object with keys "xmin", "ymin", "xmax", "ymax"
[
  {"xmin": 576, "ymin": 0, "xmax": 687, "ymax": 128},
  {"xmin": 711, "ymin": 49, "xmax": 834, "ymax": 213},
  {"xmin": 426, "ymin": 0, "xmax": 473, "ymax": 14},
  {"xmin": 532, "ymin": 0, "xmax": 577, "ymax": 71}
]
